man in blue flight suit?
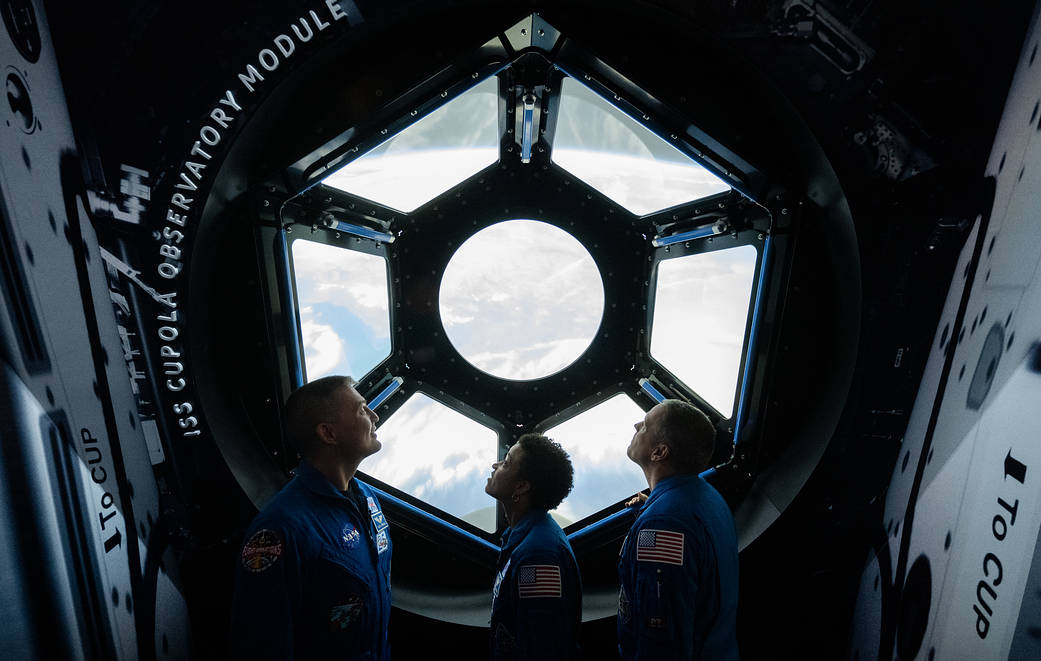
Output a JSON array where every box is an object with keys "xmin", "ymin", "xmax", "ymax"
[
  {"xmin": 618, "ymin": 399, "xmax": 739, "ymax": 660},
  {"xmin": 230, "ymin": 375, "xmax": 392, "ymax": 660},
  {"xmin": 485, "ymin": 433, "xmax": 582, "ymax": 660}
]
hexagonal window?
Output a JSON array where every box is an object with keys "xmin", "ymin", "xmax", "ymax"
[
  {"xmin": 291, "ymin": 238, "xmax": 391, "ymax": 381},
  {"xmin": 273, "ymin": 14, "xmax": 772, "ymax": 548},
  {"xmin": 322, "ymin": 76, "xmax": 500, "ymax": 213},
  {"xmin": 361, "ymin": 392, "xmax": 499, "ymax": 532},
  {"xmin": 552, "ymin": 76, "xmax": 731, "ymax": 216},
  {"xmin": 542, "ymin": 393, "xmax": 648, "ymax": 525},
  {"xmin": 439, "ymin": 219, "xmax": 605, "ymax": 380},
  {"xmin": 650, "ymin": 245, "xmax": 758, "ymax": 416}
]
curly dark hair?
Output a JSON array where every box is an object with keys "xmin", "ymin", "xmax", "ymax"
[{"xmin": 515, "ymin": 433, "xmax": 575, "ymax": 511}]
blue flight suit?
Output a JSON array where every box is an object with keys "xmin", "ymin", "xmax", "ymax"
[
  {"xmin": 490, "ymin": 511, "xmax": 582, "ymax": 660},
  {"xmin": 617, "ymin": 474, "xmax": 739, "ymax": 660},
  {"xmin": 230, "ymin": 462, "xmax": 392, "ymax": 660}
]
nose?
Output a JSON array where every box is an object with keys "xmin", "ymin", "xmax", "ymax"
[
  {"xmin": 491, "ymin": 460, "xmax": 502, "ymax": 470},
  {"xmin": 366, "ymin": 406, "xmax": 379, "ymax": 423}
]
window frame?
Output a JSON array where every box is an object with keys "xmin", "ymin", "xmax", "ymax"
[
  {"xmin": 287, "ymin": 233, "xmax": 395, "ymax": 385},
  {"xmin": 646, "ymin": 237, "xmax": 765, "ymax": 420},
  {"xmin": 259, "ymin": 39, "xmax": 781, "ymax": 556}
]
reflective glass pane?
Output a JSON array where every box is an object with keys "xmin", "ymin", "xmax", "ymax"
[
  {"xmin": 552, "ymin": 77, "xmax": 731, "ymax": 215},
  {"xmin": 291, "ymin": 239, "xmax": 391, "ymax": 381},
  {"xmin": 543, "ymin": 394, "xmax": 648, "ymax": 525},
  {"xmin": 439, "ymin": 219, "xmax": 604, "ymax": 380},
  {"xmin": 323, "ymin": 77, "xmax": 500, "ymax": 212},
  {"xmin": 650, "ymin": 245, "xmax": 758, "ymax": 416},
  {"xmin": 362, "ymin": 393, "xmax": 498, "ymax": 532}
]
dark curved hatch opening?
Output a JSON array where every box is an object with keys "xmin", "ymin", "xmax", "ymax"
[{"xmin": 188, "ymin": 10, "xmax": 859, "ymax": 624}]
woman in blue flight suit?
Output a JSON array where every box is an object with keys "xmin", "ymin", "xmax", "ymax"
[
  {"xmin": 230, "ymin": 376, "xmax": 392, "ymax": 660},
  {"xmin": 485, "ymin": 433, "xmax": 582, "ymax": 660}
]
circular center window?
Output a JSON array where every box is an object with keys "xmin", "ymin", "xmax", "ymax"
[{"xmin": 439, "ymin": 219, "xmax": 605, "ymax": 380}]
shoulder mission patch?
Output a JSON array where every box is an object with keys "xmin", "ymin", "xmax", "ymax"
[{"xmin": 241, "ymin": 529, "xmax": 283, "ymax": 573}]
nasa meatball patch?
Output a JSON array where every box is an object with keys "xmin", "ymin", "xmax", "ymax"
[
  {"xmin": 341, "ymin": 523, "xmax": 361, "ymax": 550},
  {"xmin": 241, "ymin": 529, "xmax": 283, "ymax": 573}
]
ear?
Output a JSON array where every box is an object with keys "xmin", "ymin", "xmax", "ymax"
[
  {"xmin": 649, "ymin": 443, "xmax": 671, "ymax": 463},
  {"xmin": 315, "ymin": 422, "xmax": 337, "ymax": 446},
  {"xmin": 513, "ymin": 479, "xmax": 531, "ymax": 501}
]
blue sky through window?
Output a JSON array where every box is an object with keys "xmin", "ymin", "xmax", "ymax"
[
  {"xmin": 361, "ymin": 392, "xmax": 498, "ymax": 532},
  {"xmin": 291, "ymin": 239, "xmax": 391, "ymax": 382}
]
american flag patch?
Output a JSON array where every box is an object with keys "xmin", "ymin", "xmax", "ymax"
[
  {"xmin": 637, "ymin": 529, "xmax": 684, "ymax": 565},
  {"xmin": 518, "ymin": 565, "xmax": 561, "ymax": 598}
]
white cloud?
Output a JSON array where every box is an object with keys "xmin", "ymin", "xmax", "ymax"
[
  {"xmin": 545, "ymin": 394, "xmax": 649, "ymax": 521},
  {"xmin": 553, "ymin": 150, "xmax": 731, "ymax": 216},
  {"xmin": 299, "ymin": 312, "xmax": 348, "ymax": 379},
  {"xmin": 323, "ymin": 78, "xmax": 501, "ymax": 213},
  {"xmin": 361, "ymin": 393, "xmax": 497, "ymax": 530},
  {"xmin": 465, "ymin": 337, "xmax": 594, "ymax": 381},
  {"xmin": 292, "ymin": 240, "xmax": 391, "ymax": 340},
  {"xmin": 439, "ymin": 220, "xmax": 604, "ymax": 380},
  {"xmin": 650, "ymin": 245, "xmax": 758, "ymax": 414},
  {"xmin": 324, "ymin": 149, "xmax": 498, "ymax": 213}
]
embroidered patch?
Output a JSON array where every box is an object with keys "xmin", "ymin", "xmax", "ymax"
[
  {"xmin": 329, "ymin": 594, "xmax": 363, "ymax": 631},
  {"xmin": 341, "ymin": 523, "xmax": 361, "ymax": 550},
  {"xmin": 376, "ymin": 529, "xmax": 388, "ymax": 554},
  {"xmin": 367, "ymin": 496, "xmax": 389, "ymax": 532},
  {"xmin": 492, "ymin": 558, "xmax": 511, "ymax": 602},
  {"xmin": 241, "ymin": 529, "xmax": 283, "ymax": 573},
  {"xmin": 647, "ymin": 617, "xmax": 667, "ymax": 630},
  {"xmin": 371, "ymin": 510, "xmax": 388, "ymax": 532},
  {"xmin": 518, "ymin": 564, "xmax": 561, "ymax": 598},
  {"xmin": 637, "ymin": 529, "xmax": 684, "ymax": 565},
  {"xmin": 493, "ymin": 623, "xmax": 515, "ymax": 655},
  {"xmin": 618, "ymin": 585, "xmax": 630, "ymax": 623}
]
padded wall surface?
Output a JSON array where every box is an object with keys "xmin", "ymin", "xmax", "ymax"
[
  {"xmin": 854, "ymin": 3, "xmax": 1041, "ymax": 659},
  {"xmin": 1, "ymin": 0, "xmax": 190, "ymax": 658}
]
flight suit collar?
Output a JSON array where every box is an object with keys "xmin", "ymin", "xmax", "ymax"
[
  {"xmin": 643, "ymin": 473, "xmax": 700, "ymax": 511},
  {"xmin": 500, "ymin": 510, "xmax": 550, "ymax": 553},
  {"xmin": 295, "ymin": 461, "xmax": 354, "ymax": 501}
]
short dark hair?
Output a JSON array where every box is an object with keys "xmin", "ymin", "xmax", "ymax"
[
  {"xmin": 284, "ymin": 375, "xmax": 357, "ymax": 457},
  {"xmin": 515, "ymin": 433, "xmax": 574, "ymax": 511},
  {"xmin": 654, "ymin": 399, "xmax": 716, "ymax": 474}
]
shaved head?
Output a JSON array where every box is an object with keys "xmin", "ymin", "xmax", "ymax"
[
  {"xmin": 653, "ymin": 399, "xmax": 716, "ymax": 474},
  {"xmin": 284, "ymin": 375, "xmax": 357, "ymax": 457}
]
